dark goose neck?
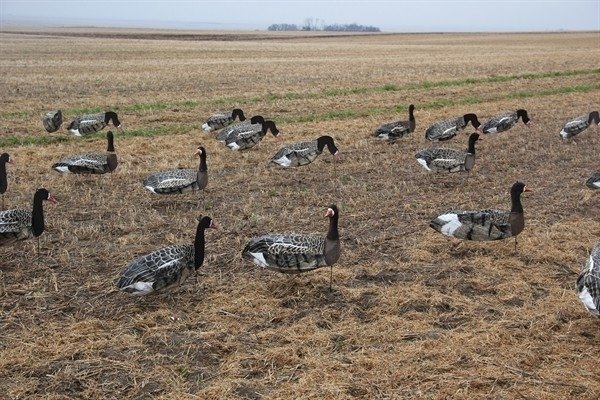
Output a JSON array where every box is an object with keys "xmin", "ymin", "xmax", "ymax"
[
  {"xmin": 589, "ymin": 111, "xmax": 600, "ymax": 125},
  {"xmin": 317, "ymin": 136, "xmax": 338, "ymax": 155},
  {"xmin": 463, "ymin": 113, "xmax": 480, "ymax": 129},
  {"xmin": 233, "ymin": 108, "xmax": 246, "ymax": 122},
  {"xmin": 104, "ymin": 111, "xmax": 120, "ymax": 127},
  {"xmin": 516, "ymin": 109, "xmax": 529, "ymax": 124},
  {"xmin": 31, "ymin": 190, "xmax": 46, "ymax": 237},
  {"xmin": 408, "ymin": 104, "xmax": 416, "ymax": 131},
  {"xmin": 327, "ymin": 210, "xmax": 339, "ymax": 240},
  {"xmin": 510, "ymin": 188, "xmax": 524, "ymax": 213},
  {"xmin": 106, "ymin": 132, "xmax": 117, "ymax": 172},
  {"xmin": 194, "ymin": 222, "xmax": 207, "ymax": 269},
  {"xmin": 0, "ymin": 156, "xmax": 7, "ymax": 194},
  {"xmin": 198, "ymin": 149, "xmax": 207, "ymax": 172}
]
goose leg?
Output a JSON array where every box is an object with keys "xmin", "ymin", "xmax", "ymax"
[
  {"xmin": 514, "ymin": 236, "xmax": 518, "ymax": 251},
  {"xmin": 329, "ymin": 265, "xmax": 333, "ymax": 292},
  {"xmin": 1, "ymin": 194, "xmax": 3, "ymax": 211}
]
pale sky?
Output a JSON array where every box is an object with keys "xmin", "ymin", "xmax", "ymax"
[{"xmin": 1, "ymin": 0, "xmax": 599, "ymax": 32}]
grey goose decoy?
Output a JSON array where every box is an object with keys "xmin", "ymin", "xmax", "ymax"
[
  {"xmin": 271, "ymin": 135, "xmax": 340, "ymax": 168},
  {"xmin": 242, "ymin": 205, "xmax": 341, "ymax": 289},
  {"xmin": 415, "ymin": 132, "xmax": 479, "ymax": 173},
  {"xmin": 430, "ymin": 181, "xmax": 531, "ymax": 249},
  {"xmin": 586, "ymin": 170, "xmax": 600, "ymax": 189},
  {"xmin": 425, "ymin": 113, "xmax": 481, "ymax": 141},
  {"xmin": 43, "ymin": 110, "xmax": 63, "ymax": 133},
  {"xmin": 0, "ymin": 153, "xmax": 15, "ymax": 210},
  {"xmin": 67, "ymin": 111, "xmax": 122, "ymax": 136},
  {"xmin": 560, "ymin": 111, "xmax": 600, "ymax": 140},
  {"xmin": 52, "ymin": 131, "xmax": 117, "ymax": 174},
  {"xmin": 216, "ymin": 115, "xmax": 264, "ymax": 142},
  {"xmin": 374, "ymin": 104, "xmax": 415, "ymax": 141},
  {"xmin": 225, "ymin": 117, "xmax": 279, "ymax": 151},
  {"xmin": 577, "ymin": 244, "xmax": 600, "ymax": 318},
  {"xmin": 117, "ymin": 216, "xmax": 218, "ymax": 296},
  {"xmin": 482, "ymin": 109, "xmax": 530, "ymax": 134},
  {"xmin": 143, "ymin": 146, "xmax": 208, "ymax": 194},
  {"xmin": 202, "ymin": 108, "xmax": 246, "ymax": 132}
]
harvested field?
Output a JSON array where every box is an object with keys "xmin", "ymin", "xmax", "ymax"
[{"xmin": 0, "ymin": 29, "xmax": 600, "ymax": 399}]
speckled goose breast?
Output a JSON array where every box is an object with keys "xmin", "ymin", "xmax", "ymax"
[
  {"xmin": 0, "ymin": 208, "xmax": 33, "ymax": 245},
  {"xmin": 43, "ymin": 110, "xmax": 62, "ymax": 133},
  {"xmin": 577, "ymin": 244, "xmax": 600, "ymax": 318}
]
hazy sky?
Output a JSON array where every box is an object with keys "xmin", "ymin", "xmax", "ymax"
[{"xmin": 1, "ymin": 0, "xmax": 599, "ymax": 32}]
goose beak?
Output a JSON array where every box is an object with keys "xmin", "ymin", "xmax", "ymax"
[
  {"xmin": 210, "ymin": 221, "xmax": 220, "ymax": 230},
  {"xmin": 524, "ymin": 186, "xmax": 533, "ymax": 193},
  {"xmin": 333, "ymin": 151, "xmax": 342, "ymax": 161},
  {"xmin": 324, "ymin": 208, "xmax": 335, "ymax": 218},
  {"xmin": 8, "ymin": 157, "xmax": 15, "ymax": 164},
  {"xmin": 47, "ymin": 194, "xmax": 59, "ymax": 204}
]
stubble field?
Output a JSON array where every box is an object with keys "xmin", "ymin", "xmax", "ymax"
[{"xmin": 0, "ymin": 28, "xmax": 600, "ymax": 399}]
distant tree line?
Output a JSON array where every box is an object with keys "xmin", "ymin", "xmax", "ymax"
[{"xmin": 268, "ymin": 18, "xmax": 380, "ymax": 32}]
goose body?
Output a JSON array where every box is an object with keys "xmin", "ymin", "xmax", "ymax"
[
  {"xmin": 43, "ymin": 110, "xmax": 63, "ymax": 133},
  {"xmin": 374, "ymin": 104, "xmax": 415, "ymax": 141},
  {"xmin": 425, "ymin": 113, "xmax": 481, "ymax": 141},
  {"xmin": 67, "ymin": 111, "xmax": 121, "ymax": 136},
  {"xmin": 52, "ymin": 131, "xmax": 117, "ymax": 174},
  {"xmin": 577, "ymin": 244, "xmax": 600, "ymax": 318},
  {"xmin": 482, "ymin": 109, "xmax": 530, "ymax": 134},
  {"xmin": 586, "ymin": 170, "xmax": 600, "ymax": 189},
  {"xmin": 143, "ymin": 146, "xmax": 207, "ymax": 194},
  {"xmin": 117, "ymin": 216, "xmax": 218, "ymax": 295},
  {"xmin": 430, "ymin": 182, "xmax": 531, "ymax": 243},
  {"xmin": 271, "ymin": 135, "xmax": 339, "ymax": 168},
  {"xmin": 216, "ymin": 115, "xmax": 264, "ymax": 142},
  {"xmin": 416, "ymin": 133, "xmax": 479, "ymax": 173},
  {"xmin": 225, "ymin": 118, "xmax": 279, "ymax": 151},
  {"xmin": 559, "ymin": 111, "xmax": 600, "ymax": 140},
  {"xmin": 202, "ymin": 108, "xmax": 246, "ymax": 132}
]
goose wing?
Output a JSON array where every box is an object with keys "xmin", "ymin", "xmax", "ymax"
[
  {"xmin": 561, "ymin": 114, "xmax": 589, "ymax": 137},
  {"xmin": 242, "ymin": 234, "xmax": 327, "ymax": 273},
  {"xmin": 586, "ymin": 170, "xmax": 600, "ymax": 189},
  {"xmin": 271, "ymin": 140, "xmax": 318, "ymax": 167},
  {"xmin": 578, "ymin": 245, "xmax": 600, "ymax": 316},
  {"xmin": 0, "ymin": 208, "xmax": 31, "ymax": 245},
  {"xmin": 482, "ymin": 112, "xmax": 516, "ymax": 134},
  {"xmin": 53, "ymin": 153, "xmax": 108, "ymax": 173},
  {"xmin": 375, "ymin": 120, "xmax": 411, "ymax": 140},
  {"xmin": 216, "ymin": 120, "xmax": 253, "ymax": 142},
  {"xmin": 143, "ymin": 169, "xmax": 197, "ymax": 193},
  {"xmin": 415, "ymin": 148, "xmax": 466, "ymax": 172},
  {"xmin": 430, "ymin": 209, "xmax": 512, "ymax": 241}
]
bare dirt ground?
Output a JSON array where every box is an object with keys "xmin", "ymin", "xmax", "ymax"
[{"xmin": 0, "ymin": 29, "xmax": 599, "ymax": 399}]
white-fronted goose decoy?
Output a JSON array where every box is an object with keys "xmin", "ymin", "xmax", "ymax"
[
  {"xmin": 374, "ymin": 104, "xmax": 415, "ymax": 141},
  {"xmin": 202, "ymin": 108, "xmax": 246, "ymax": 132},
  {"xmin": 271, "ymin": 135, "xmax": 340, "ymax": 167},
  {"xmin": 43, "ymin": 110, "xmax": 63, "ymax": 133},
  {"xmin": 0, "ymin": 153, "xmax": 15, "ymax": 210},
  {"xmin": 586, "ymin": 170, "xmax": 600, "ymax": 189},
  {"xmin": 425, "ymin": 113, "xmax": 481, "ymax": 141},
  {"xmin": 577, "ymin": 244, "xmax": 600, "ymax": 318},
  {"xmin": 242, "ymin": 205, "xmax": 340, "ymax": 289},
  {"xmin": 143, "ymin": 146, "xmax": 207, "ymax": 194},
  {"xmin": 560, "ymin": 111, "xmax": 600, "ymax": 140},
  {"xmin": 415, "ymin": 133, "xmax": 480, "ymax": 173},
  {"xmin": 430, "ymin": 182, "xmax": 531, "ymax": 250},
  {"xmin": 67, "ymin": 111, "xmax": 122, "ymax": 136},
  {"xmin": 216, "ymin": 115, "xmax": 264, "ymax": 142},
  {"xmin": 117, "ymin": 216, "xmax": 218, "ymax": 295},
  {"xmin": 482, "ymin": 109, "xmax": 530, "ymax": 134},
  {"xmin": 52, "ymin": 131, "xmax": 117, "ymax": 174},
  {"xmin": 225, "ymin": 117, "xmax": 279, "ymax": 151}
]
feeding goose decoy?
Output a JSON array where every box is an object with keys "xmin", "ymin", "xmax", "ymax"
[
  {"xmin": 374, "ymin": 104, "xmax": 415, "ymax": 141},
  {"xmin": 202, "ymin": 108, "xmax": 246, "ymax": 132},
  {"xmin": 67, "ymin": 111, "xmax": 122, "ymax": 136},
  {"xmin": 42, "ymin": 110, "xmax": 63, "ymax": 133},
  {"xmin": 224, "ymin": 117, "xmax": 279, "ymax": 151},
  {"xmin": 586, "ymin": 170, "xmax": 600, "ymax": 189},
  {"xmin": 559, "ymin": 111, "xmax": 600, "ymax": 140},
  {"xmin": 116, "ymin": 216, "xmax": 218, "ymax": 296},
  {"xmin": 52, "ymin": 131, "xmax": 117, "ymax": 174},
  {"xmin": 143, "ymin": 146, "xmax": 208, "ymax": 194},
  {"xmin": 242, "ymin": 205, "xmax": 341, "ymax": 289},
  {"xmin": 425, "ymin": 113, "xmax": 482, "ymax": 141},
  {"xmin": 482, "ymin": 109, "xmax": 530, "ymax": 134},
  {"xmin": 0, "ymin": 188, "xmax": 58, "ymax": 259},
  {"xmin": 415, "ymin": 132, "xmax": 480, "ymax": 173},
  {"xmin": 271, "ymin": 135, "xmax": 340, "ymax": 168},
  {"xmin": 576, "ymin": 244, "xmax": 600, "ymax": 318},
  {"xmin": 216, "ymin": 115, "xmax": 265, "ymax": 142},
  {"xmin": 430, "ymin": 181, "xmax": 531, "ymax": 250},
  {"xmin": 0, "ymin": 153, "xmax": 14, "ymax": 210}
]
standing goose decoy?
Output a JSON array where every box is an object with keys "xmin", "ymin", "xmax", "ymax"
[
  {"xmin": 559, "ymin": 111, "xmax": 600, "ymax": 140},
  {"xmin": 242, "ymin": 205, "xmax": 341, "ymax": 289},
  {"xmin": 202, "ymin": 108, "xmax": 246, "ymax": 132},
  {"xmin": 116, "ymin": 216, "xmax": 218, "ymax": 296},
  {"xmin": 143, "ymin": 146, "xmax": 208, "ymax": 194},
  {"xmin": 0, "ymin": 153, "xmax": 15, "ymax": 210},
  {"xmin": 425, "ymin": 113, "xmax": 482, "ymax": 141},
  {"xmin": 430, "ymin": 181, "xmax": 531, "ymax": 250},
  {"xmin": 415, "ymin": 133, "xmax": 480, "ymax": 173},
  {"xmin": 216, "ymin": 115, "xmax": 265, "ymax": 142},
  {"xmin": 482, "ymin": 109, "xmax": 530, "ymax": 134},
  {"xmin": 271, "ymin": 135, "xmax": 340, "ymax": 168},
  {"xmin": 225, "ymin": 118, "xmax": 280, "ymax": 151},
  {"xmin": 42, "ymin": 110, "xmax": 63, "ymax": 133},
  {"xmin": 586, "ymin": 170, "xmax": 600, "ymax": 189},
  {"xmin": 374, "ymin": 104, "xmax": 416, "ymax": 141},
  {"xmin": 576, "ymin": 244, "xmax": 600, "ymax": 318},
  {"xmin": 52, "ymin": 131, "xmax": 117, "ymax": 174},
  {"xmin": 67, "ymin": 111, "xmax": 122, "ymax": 136}
]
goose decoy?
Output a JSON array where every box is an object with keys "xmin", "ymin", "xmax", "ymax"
[
  {"xmin": 559, "ymin": 111, "xmax": 600, "ymax": 140},
  {"xmin": 374, "ymin": 104, "xmax": 415, "ymax": 141},
  {"xmin": 576, "ymin": 244, "xmax": 600, "ymax": 318},
  {"xmin": 0, "ymin": 188, "xmax": 58, "ymax": 259},
  {"xmin": 202, "ymin": 108, "xmax": 246, "ymax": 132},
  {"xmin": 242, "ymin": 205, "xmax": 341, "ymax": 289},
  {"xmin": 586, "ymin": 170, "xmax": 600, "ymax": 189},
  {"xmin": 116, "ymin": 216, "xmax": 218, "ymax": 295},
  {"xmin": 52, "ymin": 131, "xmax": 117, "ymax": 174},
  {"xmin": 0, "ymin": 153, "xmax": 14, "ymax": 210},
  {"xmin": 225, "ymin": 118, "xmax": 279, "ymax": 151},
  {"xmin": 271, "ymin": 135, "xmax": 340, "ymax": 168},
  {"xmin": 415, "ymin": 133, "xmax": 480, "ymax": 173},
  {"xmin": 216, "ymin": 115, "xmax": 264, "ymax": 142},
  {"xmin": 482, "ymin": 109, "xmax": 530, "ymax": 134},
  {"xmin": 67, "ymin": 111, "xmax": 122, "ymax": 136},
  {"xmin": 143, "ymin": 146, "xmax": 207, "ymax": 194},
  {"xmin": 430, "ymin": 181, "xmax": 531, "ymax": 250},
  {"xmin": 425, "ymin": 113, "xmax": 481, "ymax": 141},
  {"xmin": 42, "ymin": 110, "xmax": 63, "ymax": 133}
]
